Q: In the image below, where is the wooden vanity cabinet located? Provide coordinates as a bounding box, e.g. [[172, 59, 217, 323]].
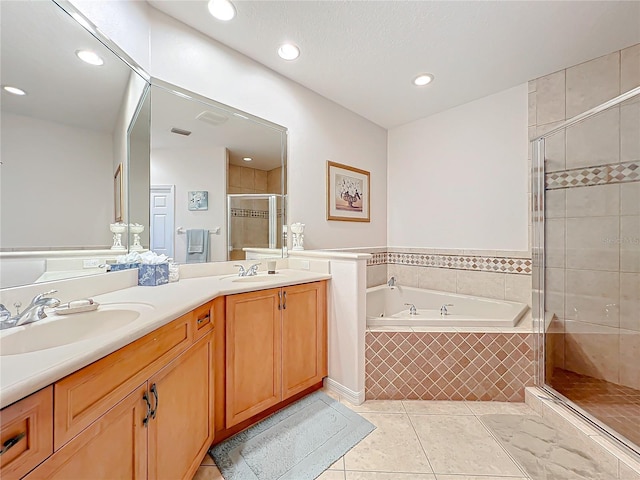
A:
[[16, 299, 219, 480], [224, 281, 327, 430], [0, 387, 53, 480]]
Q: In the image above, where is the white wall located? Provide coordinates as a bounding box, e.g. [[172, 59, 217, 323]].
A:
[[151, 147, 227, 263], [0, 113, 113, 248], [71, 1, 388, 251], [387, 84, 529, 251]]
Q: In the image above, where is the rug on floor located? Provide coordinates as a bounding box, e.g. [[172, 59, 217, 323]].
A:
[[209, 391, 375, 480], [482, 414, 618, 480]]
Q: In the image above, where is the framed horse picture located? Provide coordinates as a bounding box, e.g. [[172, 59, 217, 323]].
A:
[[326, 161, 370, 222]]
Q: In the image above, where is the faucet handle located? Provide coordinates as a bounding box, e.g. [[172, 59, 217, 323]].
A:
[[33, 290, 58, 303], [404, 303, 417, 315]]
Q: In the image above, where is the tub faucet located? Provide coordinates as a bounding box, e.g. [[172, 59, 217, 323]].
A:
[[0, 290, 61, 330], [440, 304, 454, 316], [387, 276, 397, 287], [404, 303, 417, 315]]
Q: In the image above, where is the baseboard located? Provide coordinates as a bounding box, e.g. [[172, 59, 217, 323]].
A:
[[324, 377, 365, 405]]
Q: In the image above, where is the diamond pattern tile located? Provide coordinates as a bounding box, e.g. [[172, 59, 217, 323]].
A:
[[546, 161, 640, 190], [365, 331, 535, 402]]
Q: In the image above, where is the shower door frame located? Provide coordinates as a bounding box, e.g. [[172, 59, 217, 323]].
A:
[[532, 85, 640, 455], [227, 193, 280, 260]]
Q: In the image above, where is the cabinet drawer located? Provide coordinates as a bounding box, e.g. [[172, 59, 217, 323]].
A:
[[54, 313, 193, 449], [193, 301, 214, 341], [0, 387, 53, 480]]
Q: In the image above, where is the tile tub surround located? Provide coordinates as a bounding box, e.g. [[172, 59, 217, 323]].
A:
[[365, 331, 534, 402], [364, 248, 533, 307]]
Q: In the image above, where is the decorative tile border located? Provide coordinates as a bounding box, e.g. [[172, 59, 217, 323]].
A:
[[230, 208, 282, 219], [365, 331, 535, 402], [366, 251, 532, 275], [546, 161, 640, 190]]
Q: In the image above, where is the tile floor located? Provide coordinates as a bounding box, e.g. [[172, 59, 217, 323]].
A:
[[193, 389, 536, 480], [550, 368, 640, 447]]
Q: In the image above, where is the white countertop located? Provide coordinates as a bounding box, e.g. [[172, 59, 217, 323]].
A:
[[0, 269, 331, 409]]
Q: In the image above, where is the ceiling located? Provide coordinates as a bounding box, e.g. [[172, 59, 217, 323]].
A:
[[148, 0, 640, 129], [0, 0, 131, 133], [151, 85, 284, 171]]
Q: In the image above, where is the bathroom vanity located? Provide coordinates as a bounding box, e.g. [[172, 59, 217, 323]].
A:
[[0, 272, 329, 480]]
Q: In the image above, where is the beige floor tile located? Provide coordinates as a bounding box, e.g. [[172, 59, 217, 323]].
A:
[[410, 415, 523, 476], [347, 472, 436, 479], [321, 386, 342, 401], [464, 402, 537, 416], [436, 476, 527, 480], [191, 465, 224, 480], [403, 401, 473, 415], [318, 470, 346, 480], [329, 457, 345, 470], [342, 399, 406, 414], [344, 413, 432, 473], [200, 454, 215, 466]]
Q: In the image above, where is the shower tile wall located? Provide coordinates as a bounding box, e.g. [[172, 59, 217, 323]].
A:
[[532, 43, 640, 389], [228, 164, 282, 260]]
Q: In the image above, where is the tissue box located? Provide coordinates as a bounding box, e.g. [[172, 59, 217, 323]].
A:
[[110, 262, 140, 272], [138, 263, 169, 286]]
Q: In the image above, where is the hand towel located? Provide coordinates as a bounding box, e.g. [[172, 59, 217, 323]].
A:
[[187, 229, 205, 253], [186, 229, 209, 263]]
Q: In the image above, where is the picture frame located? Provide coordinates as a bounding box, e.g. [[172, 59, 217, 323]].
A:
[[188, 190, 209, 211], [114, 163, 123, 222], [326, 161, 370, 222]]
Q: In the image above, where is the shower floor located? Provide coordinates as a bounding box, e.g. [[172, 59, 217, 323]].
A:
[[550, 368, 640, 448]]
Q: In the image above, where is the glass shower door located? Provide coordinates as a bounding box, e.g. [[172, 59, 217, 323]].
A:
[[227, 194, 280, 261]]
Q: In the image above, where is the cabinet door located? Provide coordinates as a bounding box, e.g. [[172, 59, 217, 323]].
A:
[[0, 387, 53, 480], [282, 281, 328, 399], [24, 384, 147, 480], [148, 333, 214, 480], [226, 288, 282, 427]]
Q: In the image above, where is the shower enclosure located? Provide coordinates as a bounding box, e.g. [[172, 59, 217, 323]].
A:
[[227, 193, 283, 260], [533, 85, 640, 451]]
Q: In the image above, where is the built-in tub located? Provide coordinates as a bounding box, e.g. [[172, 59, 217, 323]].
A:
[[367, 285, 528, 328]]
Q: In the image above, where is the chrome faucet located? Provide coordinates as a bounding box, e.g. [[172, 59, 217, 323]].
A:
[[404, 303, 417, 315], [440, 304, 454, 316], [235, 263, 260, 277], [387, 276, 397, 287], [0, 290, 61, 330]]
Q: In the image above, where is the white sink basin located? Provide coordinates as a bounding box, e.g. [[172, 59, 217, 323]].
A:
[[0, 304, 154, 356], [231, 274, 285, 283]]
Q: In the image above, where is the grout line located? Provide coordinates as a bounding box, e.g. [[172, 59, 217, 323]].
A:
[[475, 413, 531, 478], [405, 411, 436, 476]]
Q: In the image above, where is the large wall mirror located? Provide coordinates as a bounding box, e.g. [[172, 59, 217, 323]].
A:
[[134, 81, 287, 264], [0, 0, 150, 288], [0, 1, 288, 290]]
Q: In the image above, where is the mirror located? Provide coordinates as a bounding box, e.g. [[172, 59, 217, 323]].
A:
[[0, 0, 150, 288], [137, 81, 287, 264]]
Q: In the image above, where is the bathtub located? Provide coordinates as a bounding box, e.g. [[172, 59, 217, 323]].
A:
[[367, 285, 528, 328]]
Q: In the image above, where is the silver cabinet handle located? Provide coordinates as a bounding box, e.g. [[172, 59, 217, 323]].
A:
[[278, 291, 282, 310], [197, 313, 210, 326], [283, 291, 287, 310]]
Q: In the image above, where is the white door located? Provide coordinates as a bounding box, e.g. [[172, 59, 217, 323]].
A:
[[150, 185, 175, 258]]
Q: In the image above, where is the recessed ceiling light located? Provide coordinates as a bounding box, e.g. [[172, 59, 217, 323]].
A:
[[243, 157, 252, 162], [278, 43, 300, 61], [413, 74, 434, 86], [208, 0, 236, 21], [76, 49, 104, 66], [3, 86, 26, 96]]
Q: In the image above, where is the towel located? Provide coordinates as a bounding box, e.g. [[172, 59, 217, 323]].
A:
[[187, 229, 205, 253], [186, 229, 209, 263]]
